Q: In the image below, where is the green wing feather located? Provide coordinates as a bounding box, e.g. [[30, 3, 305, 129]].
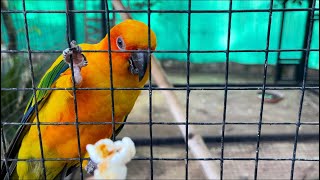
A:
[[24, 58, 69, 114]]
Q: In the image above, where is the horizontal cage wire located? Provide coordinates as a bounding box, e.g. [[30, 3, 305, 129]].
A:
[[1, 0, 319, 180]]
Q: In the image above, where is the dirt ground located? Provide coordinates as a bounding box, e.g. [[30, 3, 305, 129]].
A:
[[70, 76, 319, 179], [109, 71, 318, 180]]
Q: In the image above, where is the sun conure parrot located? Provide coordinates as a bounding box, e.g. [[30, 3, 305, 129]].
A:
[[1, 19, 157, 179]]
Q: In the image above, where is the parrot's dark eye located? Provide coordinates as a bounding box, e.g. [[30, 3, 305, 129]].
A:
[[116, 37, 125, 50]]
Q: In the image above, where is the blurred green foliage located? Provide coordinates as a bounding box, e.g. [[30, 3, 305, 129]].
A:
[[1, 54, 32, 143]]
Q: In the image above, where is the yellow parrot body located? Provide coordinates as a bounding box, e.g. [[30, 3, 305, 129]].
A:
[[2, 20, 156, 179]]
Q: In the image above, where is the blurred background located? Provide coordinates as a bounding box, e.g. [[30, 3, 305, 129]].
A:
[[1, 0, 319, 179]]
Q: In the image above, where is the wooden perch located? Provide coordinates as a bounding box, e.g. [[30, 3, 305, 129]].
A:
[[112, 1, 220, 179]]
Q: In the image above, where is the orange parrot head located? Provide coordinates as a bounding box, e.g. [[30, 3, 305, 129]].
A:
[[104, 19, 157, 82]]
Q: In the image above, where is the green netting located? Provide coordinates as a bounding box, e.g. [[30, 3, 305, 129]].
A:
[[1, 0, 319, 69]]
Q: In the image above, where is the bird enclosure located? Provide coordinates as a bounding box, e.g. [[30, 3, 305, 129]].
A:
[[1, 0, 319, 179]]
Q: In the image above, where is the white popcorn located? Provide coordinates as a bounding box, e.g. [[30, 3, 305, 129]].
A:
[[86, 137, 136, 179]]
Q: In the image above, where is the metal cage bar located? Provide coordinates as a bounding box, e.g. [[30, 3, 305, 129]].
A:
[[2, 156, 318, 162], [185, 0, 192, 179], [290, 0, 317, 179], [2, 48, 320, 54], [2, 85, 319, 91], [254, 0, 275, 179], [2, 8, 320, 14], [1, 121, 319, 126], [103, 0, 116, 143], [220, 0, 233, 178], [147, 0, 154, 179], [22, 0, 47, 178], [65, 0, 83, 179]]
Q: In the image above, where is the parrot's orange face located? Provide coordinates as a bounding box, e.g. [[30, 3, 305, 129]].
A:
[[107, 20, 157, 82]]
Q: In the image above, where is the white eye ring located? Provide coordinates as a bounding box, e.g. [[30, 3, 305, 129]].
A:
[[116, 36, 126, 50]]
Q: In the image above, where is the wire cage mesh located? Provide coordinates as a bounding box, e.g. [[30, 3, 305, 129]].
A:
[[1, 0, 319, 179]]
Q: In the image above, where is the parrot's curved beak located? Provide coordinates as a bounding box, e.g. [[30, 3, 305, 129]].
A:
[[129, 51, 149, 81]]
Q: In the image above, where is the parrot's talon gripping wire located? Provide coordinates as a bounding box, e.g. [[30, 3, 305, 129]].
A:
[[62, 40, 88, 68]]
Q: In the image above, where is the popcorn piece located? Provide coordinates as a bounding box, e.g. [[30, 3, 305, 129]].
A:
[[86, 137, 136, 179]]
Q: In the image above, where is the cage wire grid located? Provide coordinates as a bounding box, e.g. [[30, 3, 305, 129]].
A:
[[1, 0, 319, 180]]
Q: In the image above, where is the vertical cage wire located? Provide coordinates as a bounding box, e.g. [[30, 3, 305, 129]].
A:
[[254, 0, 274, 179], [185, 0, 192, 179], [290, 0, 317, 179], [65, 1, 83, 179], [220, 0, 233, 179], [147, 0, 154, 179], [22, 0, 47, 178], [104, 0, 117, 143]]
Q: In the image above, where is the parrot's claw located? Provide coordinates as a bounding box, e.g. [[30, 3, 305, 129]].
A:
[[85, 160, 97, 175], [63, 40, 87, 85], [63, 40, 88, 69]]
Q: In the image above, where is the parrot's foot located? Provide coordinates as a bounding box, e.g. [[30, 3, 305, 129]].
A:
[[63, 40, 88, 85], [85, 160, 97, 175]]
